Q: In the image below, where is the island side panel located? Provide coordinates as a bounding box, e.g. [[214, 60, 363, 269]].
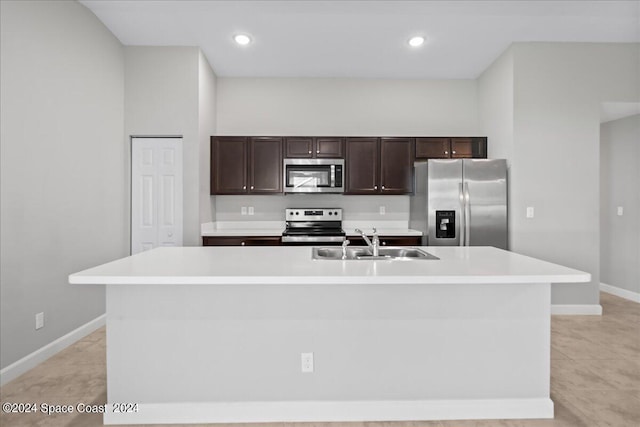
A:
[[106, 282, 550, 414]]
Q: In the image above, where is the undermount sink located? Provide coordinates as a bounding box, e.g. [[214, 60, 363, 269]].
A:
[[312, 246, 439, 261]]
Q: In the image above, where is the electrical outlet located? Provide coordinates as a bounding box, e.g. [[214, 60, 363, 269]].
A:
[[248, 206, 254, 216], [35, 312, 44, 330], [301, 352, 314, 373], [526, 207, 535, 219], [379, 206, 386, 215], [241, 207, 247, 215], [617, 206, 624, 216]]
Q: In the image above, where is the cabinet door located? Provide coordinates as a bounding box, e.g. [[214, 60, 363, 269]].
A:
[[379, 236, 422, 246], [415, 137, 451, 159], [211, 136, 247, 194], [471, 137, 488, 158], [315, 137, 344, 158], [451, 138, 474, 158], [249, 137, 282, 193], [345, 137, 379, 194], [203, 236, 281, 246], [285, 137, 313, 158], [380, 137, 414, 194]]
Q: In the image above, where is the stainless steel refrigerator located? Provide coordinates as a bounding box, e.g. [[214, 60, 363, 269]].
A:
[[410, 159, 508, 249]]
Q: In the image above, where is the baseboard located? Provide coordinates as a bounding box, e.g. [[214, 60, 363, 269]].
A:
[[0, 314, 106, 386], [551, 304, 602, 315], [104, 398, 554, 424], [600, 282, 640, 303]]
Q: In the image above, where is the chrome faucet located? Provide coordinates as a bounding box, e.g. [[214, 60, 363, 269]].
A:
[[355, 227, 379, 257]]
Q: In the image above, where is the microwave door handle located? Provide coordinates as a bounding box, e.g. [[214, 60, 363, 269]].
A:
[[330, 165, 335, 187]]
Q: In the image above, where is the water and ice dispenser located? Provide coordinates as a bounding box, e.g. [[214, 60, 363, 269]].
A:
[[435, 210, 456, 238]]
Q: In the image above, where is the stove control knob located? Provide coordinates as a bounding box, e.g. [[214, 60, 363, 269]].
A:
[[328, 212, 332, 216], [295, 212, 299, 215], [334, 211, 338, 216]]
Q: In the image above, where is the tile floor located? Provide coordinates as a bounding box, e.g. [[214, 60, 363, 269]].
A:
[[1, 292, 638, 427]]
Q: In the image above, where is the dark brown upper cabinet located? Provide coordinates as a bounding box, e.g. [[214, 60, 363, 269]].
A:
[[211, 136, 247, 194], [285, 137, 343, 158], [379, 137, 415, 194], [415, 137, 487, 159], [210, 136, 282, 195], [345, 137, 414, 195], [345, 137, 378, 194]]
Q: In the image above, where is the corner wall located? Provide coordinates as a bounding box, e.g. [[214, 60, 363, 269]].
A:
[[511, 43, 640, 305], [124, 46, 202, 246], [0, 0, 126, 370], [600, 114, 640, 296], [199, 52, 217, 225]]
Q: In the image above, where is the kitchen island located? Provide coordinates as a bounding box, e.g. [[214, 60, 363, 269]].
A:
[[70, 246, 589, 425]]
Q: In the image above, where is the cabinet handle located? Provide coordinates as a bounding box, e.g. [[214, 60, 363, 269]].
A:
[[381, 185, 385, 190], [452, 150, 456, 154], [308, 150, 312, 154], [243, 185, 246, 190], [250, 185, 254, 190], [374, 185, 378, 190], [316, 150, 320, 154], [241, 241, 245, 246], [382, 241, 387, 246], [444, 151, 449, 154]]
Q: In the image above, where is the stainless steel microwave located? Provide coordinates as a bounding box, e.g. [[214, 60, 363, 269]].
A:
[[283, 159, 345, 193]]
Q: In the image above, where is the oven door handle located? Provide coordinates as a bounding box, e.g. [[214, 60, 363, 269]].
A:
[[281, 235, 346, 243]]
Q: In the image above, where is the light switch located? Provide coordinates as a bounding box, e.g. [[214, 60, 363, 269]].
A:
[[241, 207, 247, 215], [617, 206, 624, 216], [379, 206, 386, 215], [526, 207, 535, 219], [248, 206, 254, 216]]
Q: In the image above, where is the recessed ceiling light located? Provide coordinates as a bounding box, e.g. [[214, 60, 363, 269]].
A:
[[408, 36, 425, 47], [234, 34, 252, 46]]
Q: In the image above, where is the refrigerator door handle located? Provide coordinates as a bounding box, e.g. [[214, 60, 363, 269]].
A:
[[464, 182, 471, 246], [459, 183, 465, 247]]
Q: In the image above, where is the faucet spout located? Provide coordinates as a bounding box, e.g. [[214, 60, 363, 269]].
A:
[[355, 228, 379, 257]]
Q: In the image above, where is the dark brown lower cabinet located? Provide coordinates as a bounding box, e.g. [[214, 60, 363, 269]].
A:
[[346, 236, 422, 246], [202, 236, 281, 246]]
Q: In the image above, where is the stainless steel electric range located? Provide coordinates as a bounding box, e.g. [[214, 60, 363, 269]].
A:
[[281, 208, 346, 245]]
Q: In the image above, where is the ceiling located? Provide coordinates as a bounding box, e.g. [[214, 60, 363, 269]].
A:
[[81, 0, 640, 79]]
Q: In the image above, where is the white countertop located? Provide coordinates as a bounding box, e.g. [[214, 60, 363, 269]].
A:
[[69, 246, 590, 286], [201, 222, 423, 237]]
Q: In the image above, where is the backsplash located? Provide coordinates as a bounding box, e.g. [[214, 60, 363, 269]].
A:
[[214, 195, 410, 222]]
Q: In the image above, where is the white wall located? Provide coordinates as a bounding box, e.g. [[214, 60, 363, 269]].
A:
[[125, 46, 201, 246], [0, 0, 126, 369], [198, 52, 217, 224], [477, 47, 515, 248], [511, 43, 640, 305], [600, 114, 640, 295], [216, 195, 409, 225], [214, 78, 479, 222], [217, 78, 479, 136]]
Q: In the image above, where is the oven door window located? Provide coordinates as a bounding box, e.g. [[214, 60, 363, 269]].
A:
[[286, 166, 331, 188]]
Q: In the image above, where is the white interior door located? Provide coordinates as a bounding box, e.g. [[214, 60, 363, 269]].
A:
[[131, 137, 183, 254]]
